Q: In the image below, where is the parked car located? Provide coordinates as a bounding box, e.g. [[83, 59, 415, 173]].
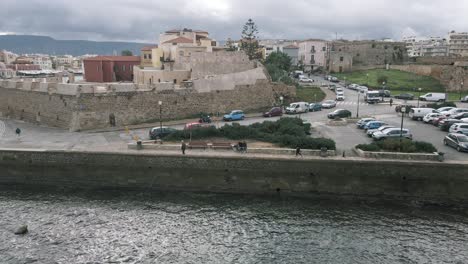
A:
[[263, 107, 283, 117], [444, 133, 468, 152], [452, 112, 468, 120], [329, 84, 337, 91], [286, 102, 309, 114], [438, 119, 461, 131], [330, 77, 339, 83], [336, 87, 344, 93], [336, 92, 345, 101], [419, 93, 446, 102], [365, 91, 382, 104], [367, 125, 395, 137], [322, 100, 337, 109], [462, 95, 468, 103], [432, 116, 447, 126], [327, 109, 351, 119], [372, 128, 412, 141], [409, 108, 437, 121], [436, 107, 455, 113], [394, 93, 414, 100], [309, 103, 322, 112], [364, 121, 387, 131], [357, 118, 377, 129], [299, 77, 313, 83], [223, 110, 245, 121], [395, 104, 415, 113], [423, 113, 442, 124], [198, 114, 212, 123], [378, 90, 391, 97], [449, 123, 468, 135], [440, 108, 468, 118], [149, 126, 177, 139], [348, 84, 358, 90], [358, 86, 368, 94]]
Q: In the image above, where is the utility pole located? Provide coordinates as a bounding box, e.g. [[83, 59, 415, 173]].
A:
[[356, 92, 360, 118]]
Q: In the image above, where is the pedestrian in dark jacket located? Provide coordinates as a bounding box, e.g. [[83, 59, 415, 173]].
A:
[[181, 140, 187, 155], [15, 128, 21, 137], [295, 146, 302, 157], [389, 98, 393, 107]]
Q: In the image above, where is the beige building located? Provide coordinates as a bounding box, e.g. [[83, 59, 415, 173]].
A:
[[0, 50, 18, 64], [298, 39, 329, 72]]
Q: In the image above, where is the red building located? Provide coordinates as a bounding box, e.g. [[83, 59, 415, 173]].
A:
[[83, 56, 141, 83]]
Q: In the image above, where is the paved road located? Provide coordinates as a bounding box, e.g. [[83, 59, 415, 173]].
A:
[[1, 77, 467, 161]]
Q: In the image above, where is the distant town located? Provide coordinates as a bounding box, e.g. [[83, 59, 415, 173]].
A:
[[1, 29, 467, 81]]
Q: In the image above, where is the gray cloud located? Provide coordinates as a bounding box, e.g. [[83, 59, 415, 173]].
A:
[[1, 0, 467, 42]]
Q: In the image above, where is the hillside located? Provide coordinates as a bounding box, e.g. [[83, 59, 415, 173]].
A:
[[0, 35, 153, 56]]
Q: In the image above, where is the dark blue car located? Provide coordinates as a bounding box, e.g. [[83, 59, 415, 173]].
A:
[[364, 121, 387, 131], [309, 103, 322, 112]]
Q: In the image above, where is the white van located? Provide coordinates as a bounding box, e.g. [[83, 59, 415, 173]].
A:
[[409, 108, 437, 121], [419, 93, 446, 102], [286, 102, 309, 114]]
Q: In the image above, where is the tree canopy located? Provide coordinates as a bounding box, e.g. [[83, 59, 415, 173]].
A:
[[121, 50, 133, 56], [240, 18, 262, 60], [265, 52, 292, 72]]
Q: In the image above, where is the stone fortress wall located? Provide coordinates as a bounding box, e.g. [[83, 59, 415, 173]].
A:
[[0, 74, 294, 131]]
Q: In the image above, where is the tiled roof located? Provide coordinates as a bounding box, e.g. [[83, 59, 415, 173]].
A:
[[162, 37, 193, 44], [141, 45, 158, 51], [83, 56, 141, 62]]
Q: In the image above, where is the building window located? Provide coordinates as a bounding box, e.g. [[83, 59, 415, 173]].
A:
[[322, 47, 326, 51], [149, 54, 152, 59], [144, 54, 147, 59], [173, 79, 177, 84], [340, 56, 344, 62]]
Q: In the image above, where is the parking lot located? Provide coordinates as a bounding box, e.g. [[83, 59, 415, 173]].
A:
[[1, 76, 467, 161]]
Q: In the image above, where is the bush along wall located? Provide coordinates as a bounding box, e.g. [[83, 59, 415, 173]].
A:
[[165, 117, 336, 150], [356, 139, 437, 153]]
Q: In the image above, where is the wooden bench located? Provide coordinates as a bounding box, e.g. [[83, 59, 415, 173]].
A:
[[187, 141, 208, 149], [211, 142, 234, 150]]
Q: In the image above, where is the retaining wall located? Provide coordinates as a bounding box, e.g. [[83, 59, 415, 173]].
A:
[[1, 149, 468, 203]]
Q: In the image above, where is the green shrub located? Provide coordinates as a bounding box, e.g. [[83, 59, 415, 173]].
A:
[[357, 139, 437, 153], [356, 143, 381, 152], [413, 141, 438, 153]]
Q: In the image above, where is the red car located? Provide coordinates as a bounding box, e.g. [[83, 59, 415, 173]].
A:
[[263, 107, 283, 117], [184, 122, 215, 130]]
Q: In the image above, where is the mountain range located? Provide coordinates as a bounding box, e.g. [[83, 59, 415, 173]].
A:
[[0, 35, 153, 56]]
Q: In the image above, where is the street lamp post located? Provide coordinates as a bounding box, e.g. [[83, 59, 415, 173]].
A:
[[400, 106, 406, 151], [158, 101, 162, 132], [417, 88, 422, 107], [381, 81, 385, 102], [461, 82, 464, 101], [356, 92, 360, 118]]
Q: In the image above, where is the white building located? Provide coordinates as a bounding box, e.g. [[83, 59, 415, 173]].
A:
[[31, 55, 53, 70], [403, 36, 448, 57], [259, 39, 297, 59], [447, 31, 468, 57]]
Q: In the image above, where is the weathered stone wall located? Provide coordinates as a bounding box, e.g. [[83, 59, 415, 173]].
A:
[[1, 149, 468, 203], [175, 51, 255, 78], [0, 78, 294, 131], [331, 41, 408, 67], [389, 65, 468, 92]]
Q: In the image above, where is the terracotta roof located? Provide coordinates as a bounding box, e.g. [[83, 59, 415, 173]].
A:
[[141, 45, 158, 51], [83, 56, 141, 62], [283, 45, 298, 49], [162, 37, 193, 44]]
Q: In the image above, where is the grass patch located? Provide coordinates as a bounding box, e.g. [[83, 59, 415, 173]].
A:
[[165, 117, 336, 150], [295, 85, 326, 103], [356, 139, 437, 153], [334, 69, 444, 92]]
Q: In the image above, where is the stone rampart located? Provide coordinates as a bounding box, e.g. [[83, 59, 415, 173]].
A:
[[0, 76, 294, 131], [1, 149, 468, 203]]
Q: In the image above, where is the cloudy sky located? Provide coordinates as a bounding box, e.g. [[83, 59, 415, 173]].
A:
[[1, 0, 467, 43]]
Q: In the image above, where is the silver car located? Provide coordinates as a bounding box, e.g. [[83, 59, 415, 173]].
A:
[[322, 100, 337, 108], [367, 125, 395, 137], [372, 128, 412, 141]]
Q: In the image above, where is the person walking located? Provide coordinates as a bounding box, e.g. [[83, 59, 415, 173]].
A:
[[389, 98, 393, 107], [295, 146, 303, 157], [15, 128, 21, 138], [181, 140, 187, 155]]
